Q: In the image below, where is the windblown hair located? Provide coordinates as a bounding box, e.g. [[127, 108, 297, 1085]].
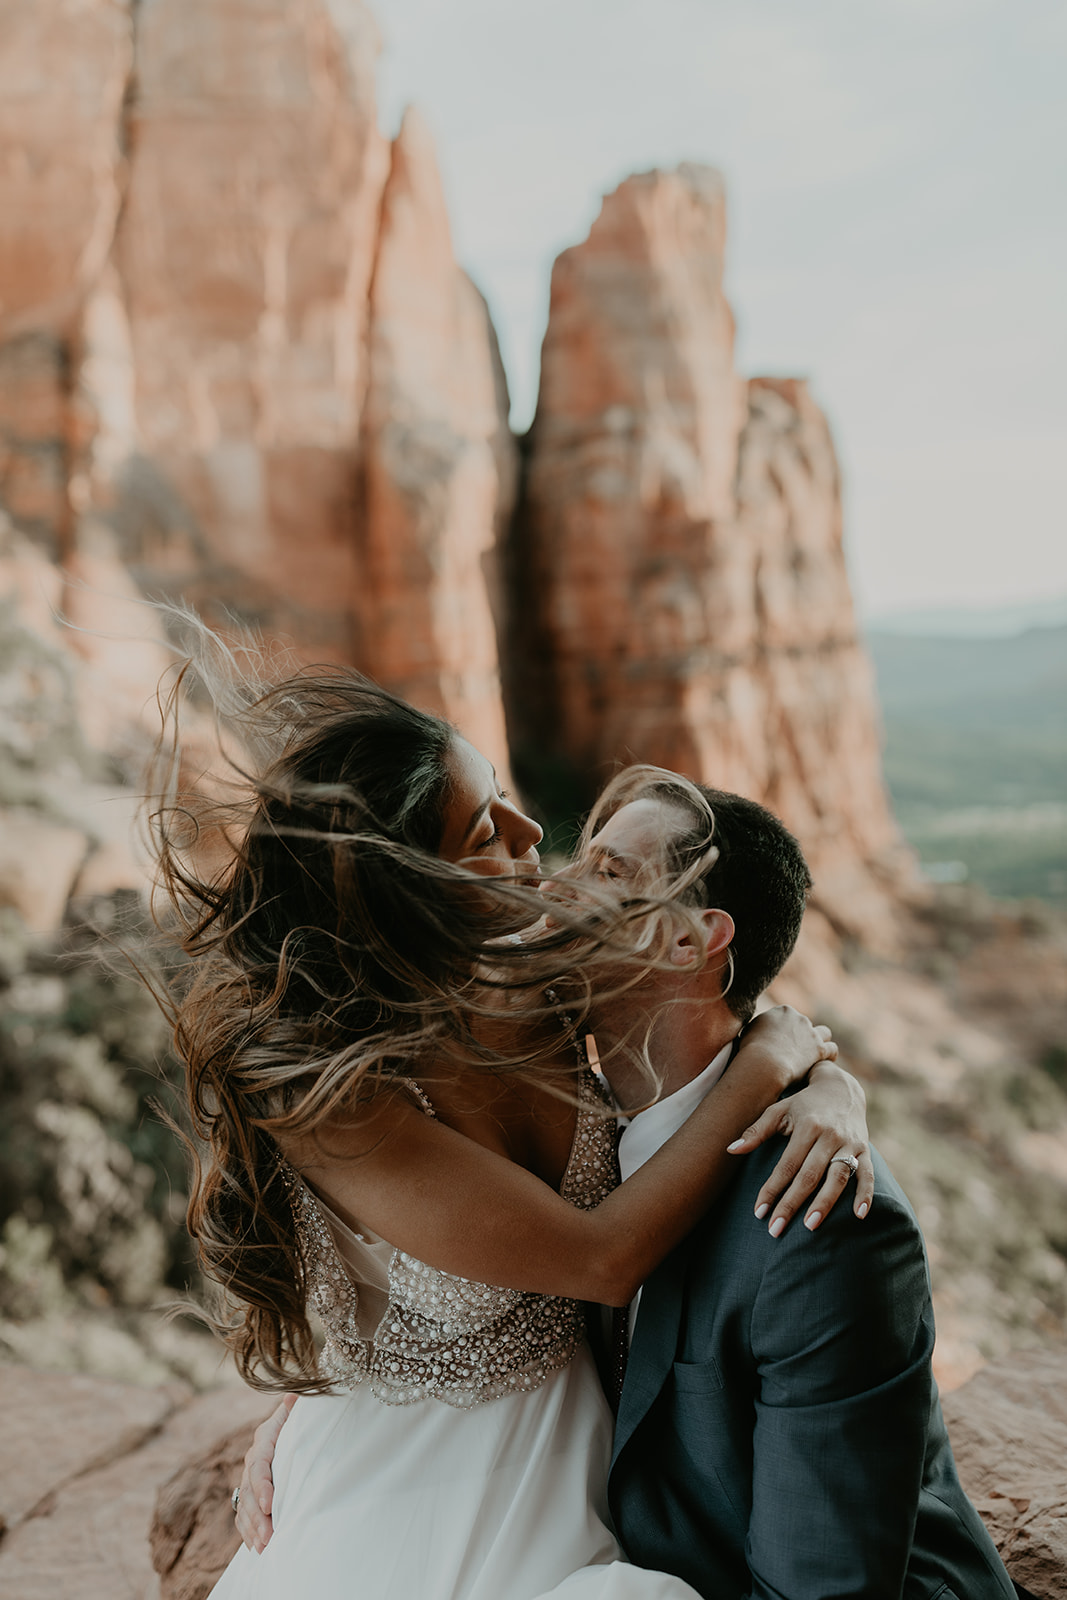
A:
[[147, 619, 714, 1391], [580, 767, 812, 1021]]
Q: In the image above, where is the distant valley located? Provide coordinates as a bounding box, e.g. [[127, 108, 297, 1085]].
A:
[[867, 623, 1067, 904]]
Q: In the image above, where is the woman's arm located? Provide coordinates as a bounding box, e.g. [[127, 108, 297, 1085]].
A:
[[285, 1008, 866, 1307]]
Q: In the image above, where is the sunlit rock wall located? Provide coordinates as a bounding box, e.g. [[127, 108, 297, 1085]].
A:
[[356, 108, 517, 767], [112, 0, 390, 649], [0, 0, 518, 935], [507, 167, 908, 947], [0, 6, 899, 944]]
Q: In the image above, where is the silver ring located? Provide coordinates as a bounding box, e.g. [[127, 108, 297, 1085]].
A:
[[231, 1486, 241, 1513], [830, 1153, 859, 1177]]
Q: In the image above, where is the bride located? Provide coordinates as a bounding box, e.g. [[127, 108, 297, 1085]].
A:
[[150, 642, 870, 1600]]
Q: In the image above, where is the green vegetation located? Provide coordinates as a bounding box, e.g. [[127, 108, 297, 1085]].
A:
[[0, 905, 221, 1384]]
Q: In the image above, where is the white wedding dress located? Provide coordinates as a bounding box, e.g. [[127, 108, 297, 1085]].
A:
[[209, 1068, 702, 1600]]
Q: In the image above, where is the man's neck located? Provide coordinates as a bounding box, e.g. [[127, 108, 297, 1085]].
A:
[[593, 993, 741, 1115]]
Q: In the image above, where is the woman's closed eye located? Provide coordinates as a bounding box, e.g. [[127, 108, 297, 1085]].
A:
[[474, 791, 512, 849]]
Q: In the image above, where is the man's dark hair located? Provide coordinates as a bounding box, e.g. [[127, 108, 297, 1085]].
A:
[[658, 784, 812, 1021]]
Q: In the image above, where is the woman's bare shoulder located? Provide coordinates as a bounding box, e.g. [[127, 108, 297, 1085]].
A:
[[279, 1077, 431, 1173]]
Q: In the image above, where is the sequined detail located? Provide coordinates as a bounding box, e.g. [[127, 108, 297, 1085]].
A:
[[281, 1065, 617, 1408], [396, 1076, 437, 1119]]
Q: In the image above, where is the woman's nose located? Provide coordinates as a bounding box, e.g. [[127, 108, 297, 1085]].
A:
[[511, 810, 543, 858]]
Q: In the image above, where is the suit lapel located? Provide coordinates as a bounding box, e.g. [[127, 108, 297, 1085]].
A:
[[611, 1232, 691, 1464], [610, 1036, 744, 1466]]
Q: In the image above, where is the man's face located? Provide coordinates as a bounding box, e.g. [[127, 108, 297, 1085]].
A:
[[573, 796, 693, 898]]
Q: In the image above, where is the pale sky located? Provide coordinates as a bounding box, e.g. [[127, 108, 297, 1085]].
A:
[[373, 0, 1066, 619]]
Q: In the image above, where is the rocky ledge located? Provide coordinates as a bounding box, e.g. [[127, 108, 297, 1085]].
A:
[[0, 1364, 270, 1599], [0, 1349, 1063, 1599]]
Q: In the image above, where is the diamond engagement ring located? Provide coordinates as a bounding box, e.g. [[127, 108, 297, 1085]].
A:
[[830, 1153, 859, 1176], [232, 1486, 241, 1513]]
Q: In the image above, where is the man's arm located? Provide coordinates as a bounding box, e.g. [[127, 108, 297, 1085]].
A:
[[743, 1171, 934, 1599], [235, 1395, 296, 1553]]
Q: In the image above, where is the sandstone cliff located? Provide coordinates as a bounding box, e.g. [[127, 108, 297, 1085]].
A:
[[110, 0, 390, 653], [1, 9, 896, 944], [507, 168, 906, 953], [0, 0, 516, 853], [356, 107, 517, 767]]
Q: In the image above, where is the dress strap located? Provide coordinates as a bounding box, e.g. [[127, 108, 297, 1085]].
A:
[[545, 986, 591, 1070], [397, 1077, 437, 1118]]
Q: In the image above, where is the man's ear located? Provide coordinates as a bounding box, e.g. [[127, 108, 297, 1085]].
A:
[[668, 909, 735, 968]]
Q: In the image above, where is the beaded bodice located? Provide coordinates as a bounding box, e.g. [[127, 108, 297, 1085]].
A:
[[281, 1064, 618, 1408]]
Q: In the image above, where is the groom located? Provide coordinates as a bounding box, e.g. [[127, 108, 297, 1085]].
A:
[[575, 774, 1015, 1599], [238, 771, 1017, 1598]]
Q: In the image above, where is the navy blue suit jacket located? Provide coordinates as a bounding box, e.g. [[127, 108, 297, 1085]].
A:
[[605, 1143, 1014, 1600]]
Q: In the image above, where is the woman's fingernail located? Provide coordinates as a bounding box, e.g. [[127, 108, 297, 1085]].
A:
[[727, 1138, 745, 1152], [804, 1211, 821, 1230], [858, 1201, 869, 1218], [754, 1202, 769, 1219], [769, 1216, 786, 1238]]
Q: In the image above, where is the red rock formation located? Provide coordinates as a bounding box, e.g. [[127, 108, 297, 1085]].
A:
[[508, 167, 908, 947], [105, 0, 514, 764], [112, 0, 389, 652], [356, 108, 516, 768], [0, 1363, 270, 1600], [0, 0, 132, 553], [151, 1420, 253, 1600], [0, 0, 519, 938], [0, 16, 906, 941], [943, 1348, 1067, 1597], [0, 0, 130, 337]]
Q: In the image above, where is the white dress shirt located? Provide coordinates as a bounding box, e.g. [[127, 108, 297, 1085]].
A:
[[611, 1039, 735, 1341]]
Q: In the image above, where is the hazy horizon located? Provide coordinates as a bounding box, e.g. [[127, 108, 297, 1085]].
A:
[[373, 0, 1066, 621], [863, 592, 1067, 634]]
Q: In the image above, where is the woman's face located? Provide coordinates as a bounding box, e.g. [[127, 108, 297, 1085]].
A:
[[438, 738, 543, 877]]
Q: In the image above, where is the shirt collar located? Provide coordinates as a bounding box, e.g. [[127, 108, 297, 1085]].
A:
[[616, 1039, 736, 1182]]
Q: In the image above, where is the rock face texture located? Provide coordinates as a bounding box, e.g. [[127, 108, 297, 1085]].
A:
[[105, 3, 516, 747], [151, 1419, 252, 1600], [0, 1363, 269, 1600], [507, 168, 906, 948], [356, 108, 517, 766], [0, 0, 519, 939], [0, 0, 132, 554], [0, 0, 131, 341], [943, 1347, 1067, 1597], [0, 8, 899, 946], [113, 0, 390, 652]]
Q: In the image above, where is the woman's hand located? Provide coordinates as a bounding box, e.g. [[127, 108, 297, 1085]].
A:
[[730, 1004, 838, 1092], [727, 1028, 872, 1236], [235, 1394, 295, 1553]]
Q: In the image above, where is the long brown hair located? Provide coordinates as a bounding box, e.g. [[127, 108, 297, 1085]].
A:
[[148, 625, 719, 1389]]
